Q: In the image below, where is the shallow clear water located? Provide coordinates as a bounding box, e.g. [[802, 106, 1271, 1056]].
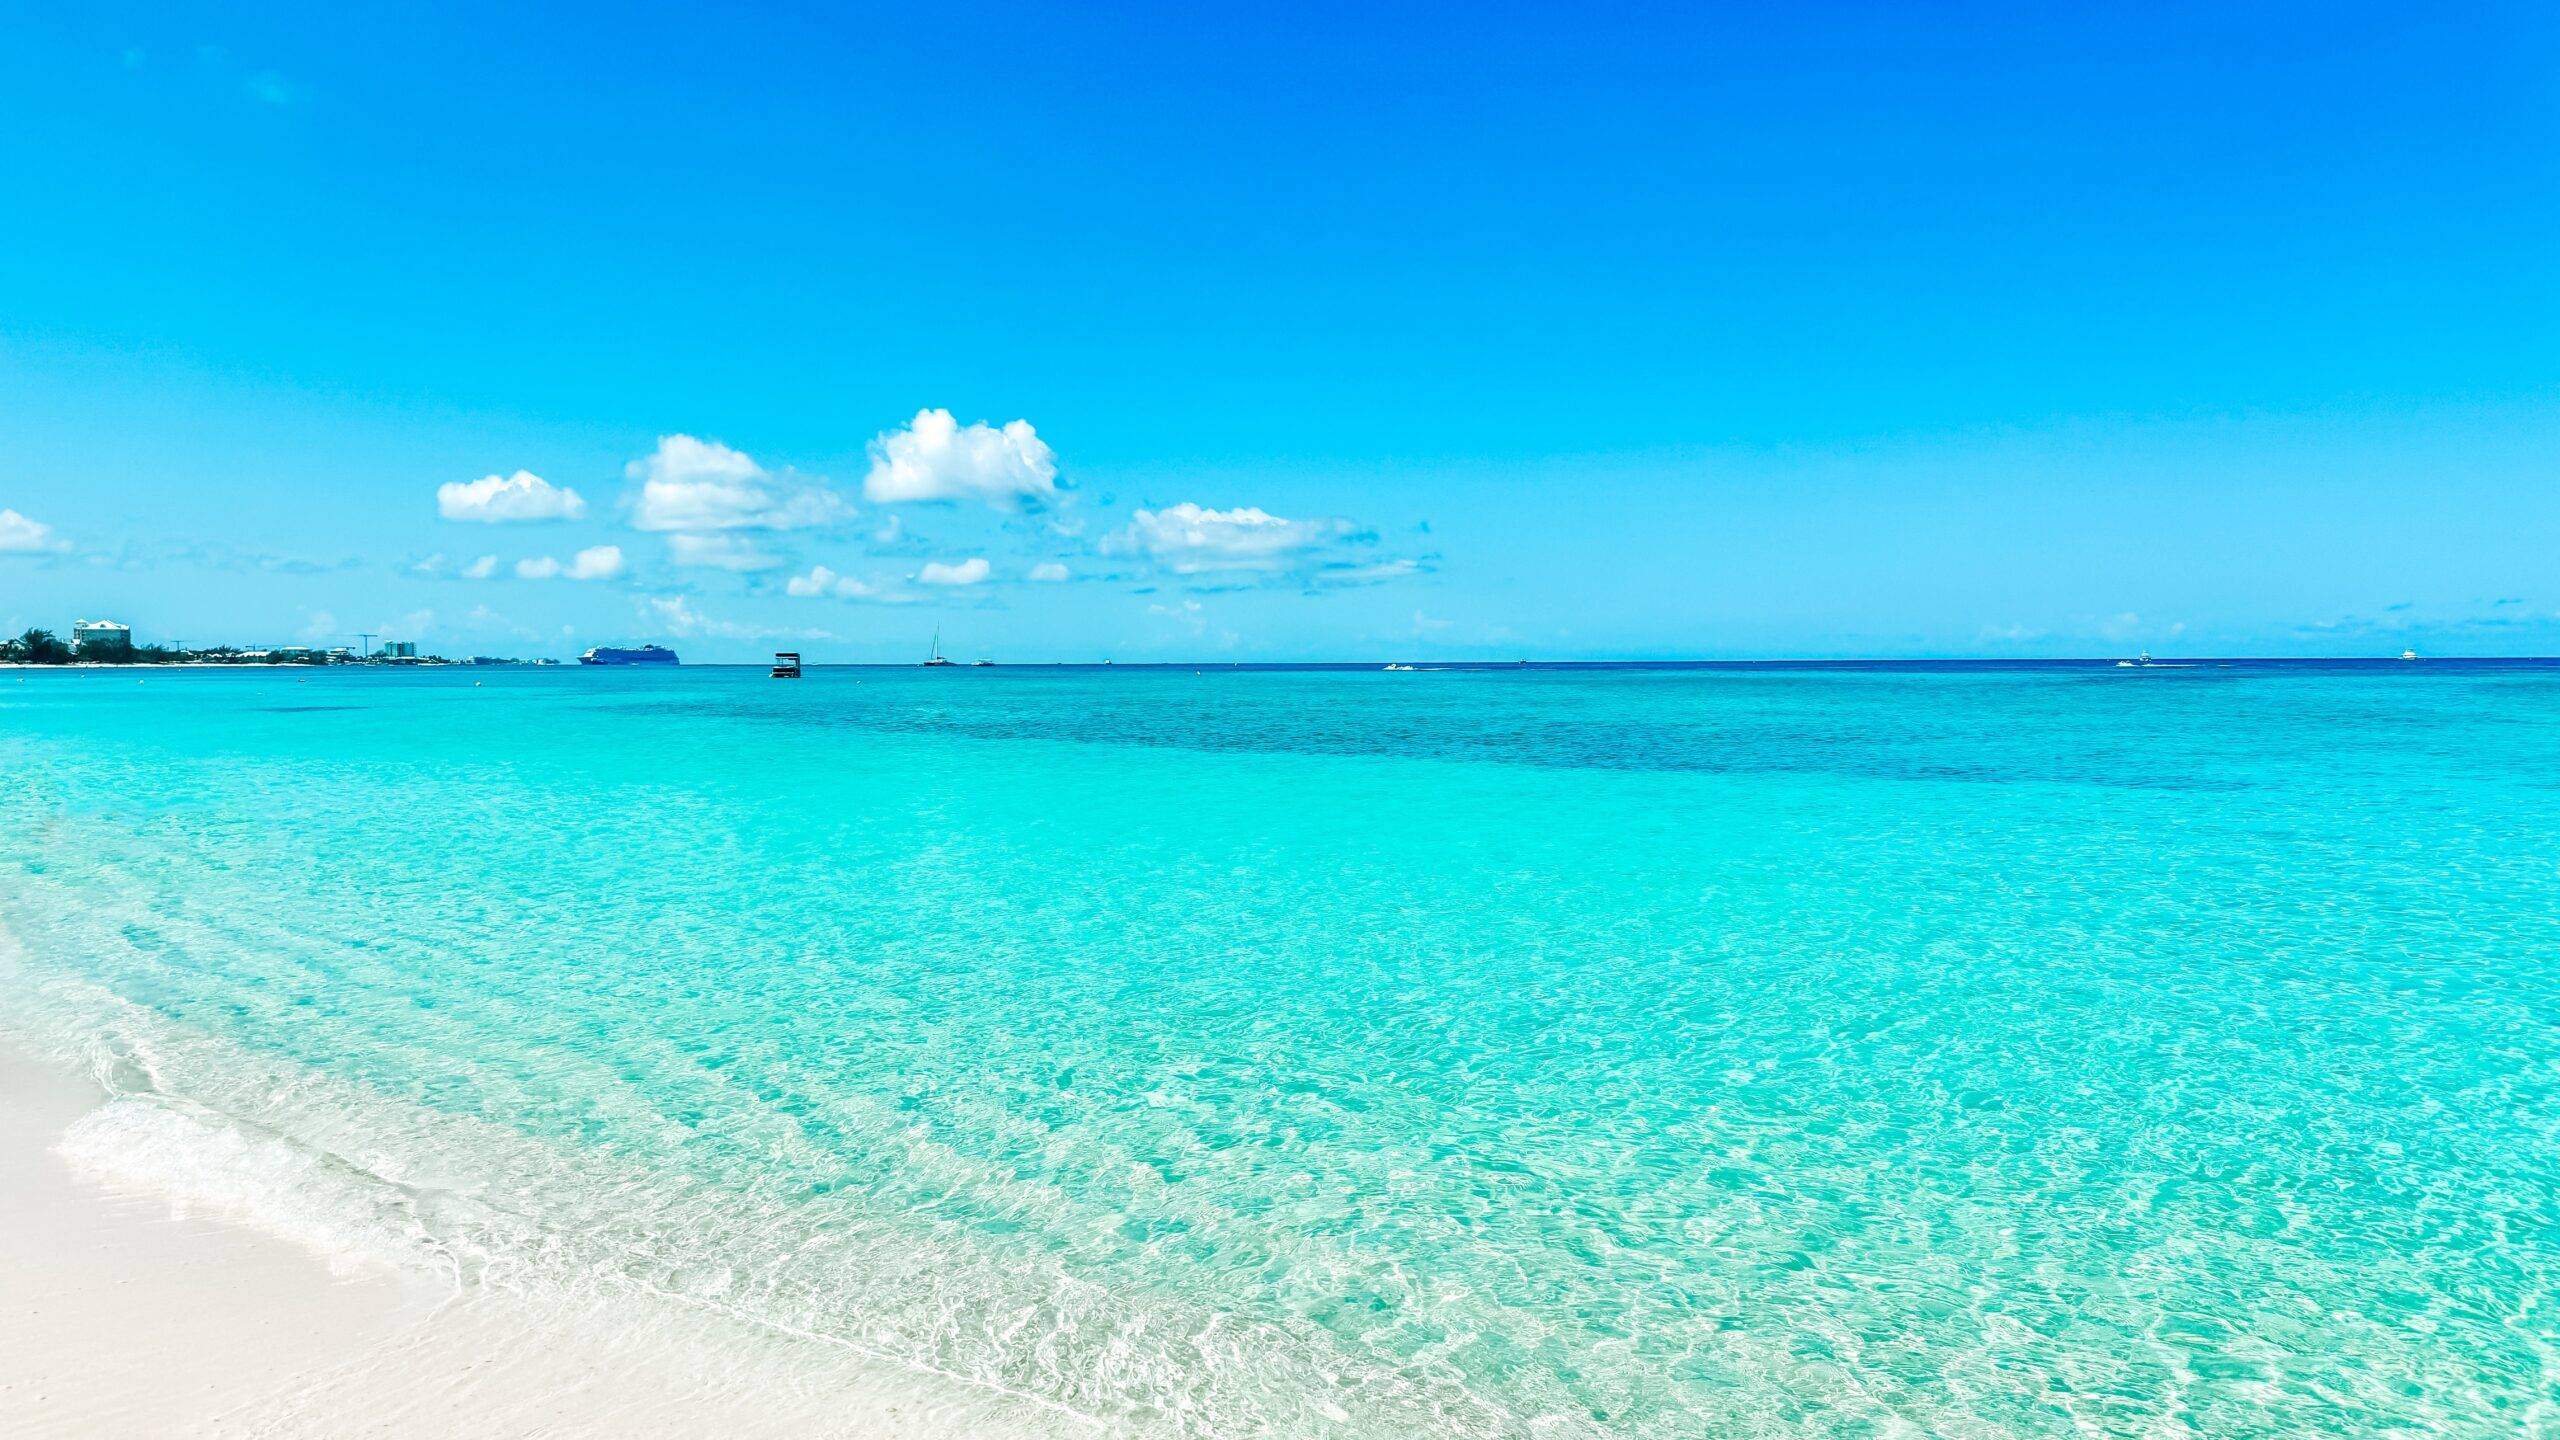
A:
[[3, 662, 2556, 1437]]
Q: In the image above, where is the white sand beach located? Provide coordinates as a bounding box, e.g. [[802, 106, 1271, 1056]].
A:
[[0, 1043, 442, 1435], [0, 1038, 1072, 1439]]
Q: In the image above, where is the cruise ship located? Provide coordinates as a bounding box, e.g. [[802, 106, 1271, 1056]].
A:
[[578, 644, 680, 667]]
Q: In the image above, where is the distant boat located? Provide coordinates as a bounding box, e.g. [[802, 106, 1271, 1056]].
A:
[[922, 628, 955, 667], [973, 659, 994, 667], [2401, 649, 2419, 661], [579, 644, 679, 667], [771, 651, 802, 679], [1383, 663, 1416, 671]]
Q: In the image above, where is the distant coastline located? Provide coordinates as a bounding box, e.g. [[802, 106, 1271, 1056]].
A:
[[3, 624, 524, 668]]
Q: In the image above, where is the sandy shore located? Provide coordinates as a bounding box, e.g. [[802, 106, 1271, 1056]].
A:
[[0, 1043, 444, 1435], [0, 1037, 1074, 1439]]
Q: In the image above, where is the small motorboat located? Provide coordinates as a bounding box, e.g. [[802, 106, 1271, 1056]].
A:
[[771, 651, 802, 679]]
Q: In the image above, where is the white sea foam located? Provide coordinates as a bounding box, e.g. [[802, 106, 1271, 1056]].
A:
[[0, 932, 1089, 1437], [0, 927, 1523, 1439], [16, 1051, 1089, 1436], [39, 1095, 1096, 1436], [55, 1097, 425, 1281]]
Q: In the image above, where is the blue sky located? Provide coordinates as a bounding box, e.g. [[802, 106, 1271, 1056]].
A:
[[2, 1, 2554, 660]]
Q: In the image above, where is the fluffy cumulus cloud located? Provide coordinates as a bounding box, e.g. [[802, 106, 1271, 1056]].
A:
[[437, 470, 587, 523], [863, 409, 1059, 509], [1027, 561, 1070, 583], [463, 554, 500, 580], [917, 557, 991, 587], [1106, 503, 1358, 575], [666, 533, 783, 572], [516, 545, 624, 581], [0, 508, 67, 553], [626, 435, 843, 532], [784, 565, 879, 600]]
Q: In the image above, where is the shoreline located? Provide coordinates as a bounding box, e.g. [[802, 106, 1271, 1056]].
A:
[[0, 1038, 444, 1436], [0, 662, 468, 670], [0, 1030, 1071, 1438]]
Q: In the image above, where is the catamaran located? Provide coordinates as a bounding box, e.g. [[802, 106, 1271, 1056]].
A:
[[923, 628, 955, 666]]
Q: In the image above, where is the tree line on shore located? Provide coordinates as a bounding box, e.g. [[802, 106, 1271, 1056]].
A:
[[2, 628, 336, 665]]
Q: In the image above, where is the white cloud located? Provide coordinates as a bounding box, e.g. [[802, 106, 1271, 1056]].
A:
[[641, 594, 833, 642], [1147, 598, 1208, 635], [1027, 561, 1070, 583], [642, 594, 703, 633], [463, 554, 500, 580], [0, 508, 66, 554], [1144, 597, 1239, 648], [462, 604, 533, 639], [666, 533, 783, 572], [626, 435, 843, 532], [438, 470, 587, 523], [1106, 503, 1355, 574], [783, 566, 920, 604], [785, 565, 871, 599], [863, 409, 1059, 509], [2094, 611, 2186, 644], [1316, 557, 1426, 586], [917, 557, 991, 587], [517, 545, 623, 581]]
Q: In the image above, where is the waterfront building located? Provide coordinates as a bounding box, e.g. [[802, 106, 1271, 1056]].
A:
[[71, 619, 132, 654]]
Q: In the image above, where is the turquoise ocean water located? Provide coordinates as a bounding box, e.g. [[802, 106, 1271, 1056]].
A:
[[2, 662, 2555, 1436]]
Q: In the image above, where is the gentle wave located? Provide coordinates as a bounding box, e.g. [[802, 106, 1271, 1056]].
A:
[[1, 928, 1557, 1439]]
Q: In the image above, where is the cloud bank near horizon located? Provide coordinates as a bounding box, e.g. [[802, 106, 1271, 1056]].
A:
[[1105, 503, 1357, 575]]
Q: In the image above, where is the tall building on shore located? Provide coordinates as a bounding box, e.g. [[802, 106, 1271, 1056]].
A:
[[71, 619, 132, 654]]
